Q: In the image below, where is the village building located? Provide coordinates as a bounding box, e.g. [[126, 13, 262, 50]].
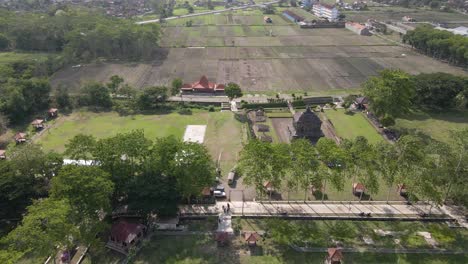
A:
[[48, 108, 58, 118], [397, 184, 407, 196], [244, 232, 261, 246], [253, 124, 270, 133], [0, 150, 6, 160], [346, 22, 372, 36], [181, 76, 225, 93], [106, 219, 147, 255], [31, 119, 45, 129], [289, 106, 323, 143], [264, 181, 274, 193], [254, 109, 266, 122], [282, 10, 305, 23], [325, 247, 344, 264], [352, 182, 366, 195], [354, 96, 369, 109], [14, 132, 27, 144], [312, 3, 340, 22]]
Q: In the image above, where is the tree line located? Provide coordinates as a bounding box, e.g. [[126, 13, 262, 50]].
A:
[[0, 8, 161, 61], [361, 69, 468, 126], [0, 130, 215, 263], [239, 131, 468, 207], [403, 25, 468, 66]]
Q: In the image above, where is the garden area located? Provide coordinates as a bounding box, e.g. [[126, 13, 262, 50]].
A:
[[322, 108, 383, 144]]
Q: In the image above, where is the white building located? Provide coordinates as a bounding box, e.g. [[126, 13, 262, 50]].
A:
[[312, 3, 340, 22], [435, 26, 468, 37]]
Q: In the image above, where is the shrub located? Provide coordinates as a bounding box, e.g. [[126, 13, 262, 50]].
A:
[[178, 108, 192, 115], [208, 105, 215, 112]]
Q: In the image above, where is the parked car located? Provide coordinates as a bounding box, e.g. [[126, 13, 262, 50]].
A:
[[215, 184, 225, 192], [213, 190, 226, 198]]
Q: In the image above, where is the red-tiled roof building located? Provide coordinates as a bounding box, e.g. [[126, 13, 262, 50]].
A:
[[14, 132, 27, 143], [181, 76, 225, 93], [326, 248, 344, 264], [244, 232, 261, 246], [106, 220, 147, 255]]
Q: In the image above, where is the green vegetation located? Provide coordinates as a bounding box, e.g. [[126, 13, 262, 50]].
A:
[[0, 9, 160, 61], [404, 25, 468, 66], [324, 109, 383, 144], [393, 110, 468, 143]]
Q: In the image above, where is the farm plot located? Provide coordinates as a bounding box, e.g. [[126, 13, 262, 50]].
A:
[[52, 13, 468, 94]]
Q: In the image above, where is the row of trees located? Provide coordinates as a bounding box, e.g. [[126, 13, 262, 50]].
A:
[[0, 8, 161, 61], [403, 25, 468, 66], [238, 130, 468, 206], [0, 131, 215, 263], [362, 69, 468, 125]]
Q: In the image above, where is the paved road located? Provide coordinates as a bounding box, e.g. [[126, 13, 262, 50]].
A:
[[136, 1, 280, 25], [180, 201, 448, 219]]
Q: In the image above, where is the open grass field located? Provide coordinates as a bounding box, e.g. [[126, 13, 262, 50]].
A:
[[35, 110, 245, 175], [52, 8, 467, 94], [323, 109, 383, 144], [0, 52, 52, 64], [393, 110, 468, 143]]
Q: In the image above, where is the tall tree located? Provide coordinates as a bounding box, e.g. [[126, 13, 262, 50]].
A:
[[289, 139, 321, 201], [316, 138, 347, 201], [1, 198, 78, 263], [171, 78, 183, 96], [363, 69, 414, 119], [224, 82, 243, 100], [107, 75, 124, 93], [173, 142, 216, 202]]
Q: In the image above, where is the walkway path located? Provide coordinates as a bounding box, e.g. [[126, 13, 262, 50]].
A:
[[136, 1, 280, 25], [290, 245, 468, 254], [441, 205, 468, 228], [180, 201, 449, 220]]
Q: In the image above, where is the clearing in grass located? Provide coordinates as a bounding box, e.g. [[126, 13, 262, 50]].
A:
[[323, 109, 383, 144]]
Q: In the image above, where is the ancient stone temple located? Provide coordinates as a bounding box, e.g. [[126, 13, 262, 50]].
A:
[[290, 106, 323, 143]]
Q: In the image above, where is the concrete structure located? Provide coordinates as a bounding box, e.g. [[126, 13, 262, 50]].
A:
[[312, 3, 340, 22], [183, 125, 207, 143], [346, 22, 371, 36]]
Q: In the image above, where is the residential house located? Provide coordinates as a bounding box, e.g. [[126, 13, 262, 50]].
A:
[[346, 22, 371, 36]]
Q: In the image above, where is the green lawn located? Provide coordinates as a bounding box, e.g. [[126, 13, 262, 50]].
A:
[[324, 109, 383, 144], [0, 52, 52, 64], [393, 110, 468, 143], [36, 110, 245, 176]]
